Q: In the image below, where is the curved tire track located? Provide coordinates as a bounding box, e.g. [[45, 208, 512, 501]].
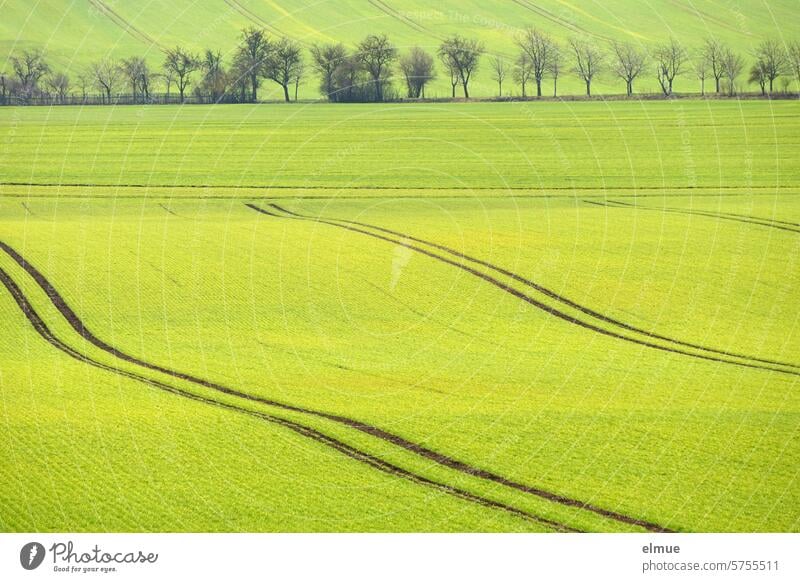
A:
[[0, 266, 578, 533], [0, 240, 670, 532], [249, 204, 798, 378], [264, 203, 799, 372]]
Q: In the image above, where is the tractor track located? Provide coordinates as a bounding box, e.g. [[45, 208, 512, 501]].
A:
[[0, 265, 579, 533], [248, 203, 798, 378], [511, 0, 608, 41], [262, 203, 799, 372], [86, 0, 165, 51], [367, 0, 436, 37], [3, 181, 795, 193], [0, 239, 671, 533], [222, 0, 310, 46], [588, 199, 800, 234]]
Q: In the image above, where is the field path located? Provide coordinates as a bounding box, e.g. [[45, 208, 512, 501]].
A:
[[0, 240, 671, 532], [251, 203, 799, 377]]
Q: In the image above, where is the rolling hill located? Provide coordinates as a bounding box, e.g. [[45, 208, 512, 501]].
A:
[[1, 0, 799, 98]]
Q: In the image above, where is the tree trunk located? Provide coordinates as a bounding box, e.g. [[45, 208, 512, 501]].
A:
[[498, 81, 502, 97], [521, 81, 526, 98], [536, 79, 542, 97], [769, 78, 773, 93], [700, 78, 705, 96], [586, 80, 591, 96], [376, 79, 383, 102], [715, 77, 720, 93], [283, 83, 290, 102], [463, 83, 469, 99], [251, 75, 258, 103], [451, 83, 456, 98], [553, 78, 557, 97]]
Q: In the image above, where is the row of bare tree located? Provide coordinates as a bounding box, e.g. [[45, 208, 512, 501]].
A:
[[2, 28, 800, 105], [492, 31, 800, 98]]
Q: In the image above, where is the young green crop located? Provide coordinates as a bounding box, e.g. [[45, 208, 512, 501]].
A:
[[0, 101, 797, 532]]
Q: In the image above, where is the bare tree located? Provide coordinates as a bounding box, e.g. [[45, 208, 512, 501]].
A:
[[310, 43, 348, 100], [695, 51, 709, 96], [517, 27, 555, 97], [701, 38, 726, 93], [234, 27, 271, 102], [90, 58, 121, 103], [399, 47, 436, 98], [10, 49, 49, 101], [754, 39, 788, 93], [332, 55, 363, 102], [789, 42, 800, 94], [264, 38, 303, 101], [121, 56, 148, 102], [442, 57, 459, 98], [721, 48, 744, 96], [653, 38, 686, 96], [569, 38, 603, 96], [356, 34, 396, 102], [45, 72, 70, 103], [491, 57, 507, 96], [749, 61, 767, 95], [513, 53, 532, 98], [138, 61, 153, 101], [293, 57, 304, 101], [75, 71, 91, 101], [161, 69, 175, 100], [164, 47, 200, 103], [438, 35, 485, 99], [0, 70, 8, 104], [611, 41, 646, 96], [200, 50, 227, 102]]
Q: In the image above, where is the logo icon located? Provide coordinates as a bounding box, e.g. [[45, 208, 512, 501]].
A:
[[20, 542, 46, 570]]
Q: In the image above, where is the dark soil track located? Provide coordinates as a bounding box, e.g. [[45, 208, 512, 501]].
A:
[[588, 199, 800, 234], [264, 203, 799, 372], [250, 204, 799, 378], [0, 240, 671, 532], [0, 266, 579, 532]]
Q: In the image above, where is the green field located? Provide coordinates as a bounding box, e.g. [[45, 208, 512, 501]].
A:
[[1, 100, 798, 532], [2, 0, 799, 98]]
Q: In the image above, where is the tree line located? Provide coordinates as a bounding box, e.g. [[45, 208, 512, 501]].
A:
[[2, 27, 800, 106]]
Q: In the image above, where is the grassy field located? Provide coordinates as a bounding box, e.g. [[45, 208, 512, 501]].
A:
[[2, 1, 799, 98], [0, 100, 798, 532]]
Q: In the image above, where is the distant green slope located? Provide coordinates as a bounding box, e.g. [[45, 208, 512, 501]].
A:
[[1, 1, 798, 98]]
